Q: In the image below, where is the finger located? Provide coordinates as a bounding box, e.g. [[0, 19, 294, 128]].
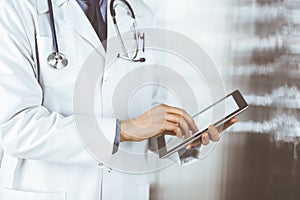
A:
[[187, 118, 238, 150], [208, 125, 220, 142], [164, 121, 183, 138], [187, 117, 238, 142], [162, 131, 177, 136], [186, 139, 201, 150], [163, 105, 198, 133], [217, 117, 238, 132], [186, 132, 209, 149], [182, 110, 198, 133], [165, 114, 190, 138], [180, 118, 191, 138], [201, 132, 209, 145], [222, 117, 238, 131]]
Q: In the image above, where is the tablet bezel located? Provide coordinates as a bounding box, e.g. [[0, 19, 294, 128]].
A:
[[157, 90, 248, 159]]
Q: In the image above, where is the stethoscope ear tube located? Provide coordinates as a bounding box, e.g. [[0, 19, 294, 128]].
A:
[[110, 0, 136, 20], [110, 0, 117, 20], [110, 0, 145, 63]]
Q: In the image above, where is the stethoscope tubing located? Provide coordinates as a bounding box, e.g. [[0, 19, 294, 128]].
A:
[[47, 0, 59, 53]]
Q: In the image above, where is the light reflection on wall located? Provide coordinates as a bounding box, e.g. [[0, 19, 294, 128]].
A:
[[229, 0, 300, 148], [144, 0, 233, 75]]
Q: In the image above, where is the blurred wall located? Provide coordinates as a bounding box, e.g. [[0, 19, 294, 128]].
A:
[[144, 0, 234, 199], [223, 0, 300, 199], [144, 0, 300, 200]]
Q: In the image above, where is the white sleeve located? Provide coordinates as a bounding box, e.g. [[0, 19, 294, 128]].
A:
[[0, 1, 116, 166]]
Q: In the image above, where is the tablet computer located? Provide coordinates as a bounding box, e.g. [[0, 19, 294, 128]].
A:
[[157, 90, 248, 159]]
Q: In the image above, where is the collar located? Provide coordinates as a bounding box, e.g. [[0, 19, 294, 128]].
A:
[[36, 0, 69, 14]]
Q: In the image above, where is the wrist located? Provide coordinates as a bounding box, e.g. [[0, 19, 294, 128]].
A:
[[120, 120, 132, 142]]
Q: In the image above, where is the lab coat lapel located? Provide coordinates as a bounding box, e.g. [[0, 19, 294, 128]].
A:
[[65, 0, 106, 55], [105, 0, 119, 66]]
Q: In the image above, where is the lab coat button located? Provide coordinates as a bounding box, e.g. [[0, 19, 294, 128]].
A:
[[98, 163, 103, 167]]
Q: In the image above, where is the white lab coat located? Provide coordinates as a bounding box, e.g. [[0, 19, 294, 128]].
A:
[[0, 0, 202, 199]]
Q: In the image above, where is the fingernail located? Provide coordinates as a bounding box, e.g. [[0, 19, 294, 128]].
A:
[[232, 118, 238, 122]]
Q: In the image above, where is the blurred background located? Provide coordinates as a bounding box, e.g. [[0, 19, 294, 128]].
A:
[[144, 0, 300, 199]]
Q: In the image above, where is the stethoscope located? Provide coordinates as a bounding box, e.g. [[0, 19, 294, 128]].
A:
[[47, 0, 145, 70]]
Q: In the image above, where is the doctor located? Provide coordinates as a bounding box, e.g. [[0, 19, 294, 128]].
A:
[[0, 0, 236, 199]]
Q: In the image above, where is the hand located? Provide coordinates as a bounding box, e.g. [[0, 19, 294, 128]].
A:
[[120, 104, 198, 142], [186, 117, 238, 150]]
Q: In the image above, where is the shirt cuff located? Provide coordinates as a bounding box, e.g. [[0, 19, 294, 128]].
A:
[[112, 119, 121, 154]]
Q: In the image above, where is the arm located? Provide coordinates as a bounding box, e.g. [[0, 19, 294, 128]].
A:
[[0, 1, 115, 166]]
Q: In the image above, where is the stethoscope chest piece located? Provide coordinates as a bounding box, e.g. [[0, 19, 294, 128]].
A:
[[47, 52, 68, 70]]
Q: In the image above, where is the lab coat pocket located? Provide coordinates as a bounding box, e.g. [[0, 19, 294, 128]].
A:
[[2, 188, 66, 200], [36, 36, 78, 88]]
